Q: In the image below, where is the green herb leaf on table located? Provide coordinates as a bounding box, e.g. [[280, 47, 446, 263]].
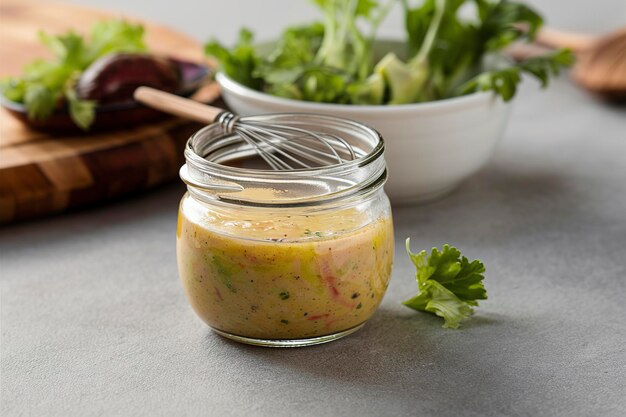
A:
[[403, 239, 487, 329]]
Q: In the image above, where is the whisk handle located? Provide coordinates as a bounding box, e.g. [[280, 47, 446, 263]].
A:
[[133, 86, 224, 124]]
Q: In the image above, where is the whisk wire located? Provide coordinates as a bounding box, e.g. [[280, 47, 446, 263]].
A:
[[238, 126, 315, 169], [245, 126, 351, 168], [236, 128, 291, 170], [286, 132, 357, 160], [251, 123, 357, 161], [215, 111, 360, 170]]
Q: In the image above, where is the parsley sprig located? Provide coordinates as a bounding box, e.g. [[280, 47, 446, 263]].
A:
[[403, 239, 487, 329]]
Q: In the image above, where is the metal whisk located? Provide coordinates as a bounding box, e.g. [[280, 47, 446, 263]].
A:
[[134, 87, 358, 170]]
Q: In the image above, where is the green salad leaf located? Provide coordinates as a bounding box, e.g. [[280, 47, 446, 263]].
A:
[[64, 85, 96, 130], [403, 239, 487, 329], [457, 49, 574, 99], [205, 0, 573, 105], [23, 84, 55, 120], [476, 0, 544, 51], [0, 19, 147, 129], [206, 0, 396, 105], [205, 28, 262, 90]]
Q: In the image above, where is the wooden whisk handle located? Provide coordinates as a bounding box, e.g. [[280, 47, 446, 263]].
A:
[[133, 86, 225, 124]]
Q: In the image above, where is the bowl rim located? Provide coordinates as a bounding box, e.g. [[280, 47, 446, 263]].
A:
[[216, 71, 504, 116]]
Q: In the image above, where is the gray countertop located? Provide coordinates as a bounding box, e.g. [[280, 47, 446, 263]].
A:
[[3, 76, 625, 417], [2, 1, 626, 416]]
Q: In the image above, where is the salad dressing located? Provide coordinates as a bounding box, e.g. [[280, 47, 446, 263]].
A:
[[177, 200, 393, 339]]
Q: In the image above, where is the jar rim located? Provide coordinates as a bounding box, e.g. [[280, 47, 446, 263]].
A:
[[182, 113, 387, 207]]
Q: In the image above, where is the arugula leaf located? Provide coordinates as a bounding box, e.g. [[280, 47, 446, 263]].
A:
[[457, 66, 521, 100], [313, 0, 375, 78], [0, 19, 147, 129], [457, 49, 574, 100], [346, 72, 385, 104], [376, 0, 445, 104], [403, 239, 487, 329], [301, 67, 352, 102], [374, 53, 428, 104], [407, 2, 468, 97], [258, 23, 324, 80], [514, 48, 574, 86], [253, 23, 325, 98], [205, 28, 262, 89], [476, 0, 544, 51]]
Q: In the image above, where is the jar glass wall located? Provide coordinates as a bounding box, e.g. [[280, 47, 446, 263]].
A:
[[176, 114, 394, 347]]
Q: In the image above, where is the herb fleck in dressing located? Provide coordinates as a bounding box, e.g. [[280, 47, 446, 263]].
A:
[[177, 200, 393, 340]]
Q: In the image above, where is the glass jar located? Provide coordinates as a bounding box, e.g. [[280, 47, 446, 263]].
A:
[[176, 114, 393, 347]]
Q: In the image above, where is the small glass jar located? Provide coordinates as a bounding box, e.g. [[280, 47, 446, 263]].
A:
[[176, 114, 393, 347]]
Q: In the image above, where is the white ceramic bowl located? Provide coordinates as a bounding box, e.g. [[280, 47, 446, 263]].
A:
[[217, 68, 511, 204]]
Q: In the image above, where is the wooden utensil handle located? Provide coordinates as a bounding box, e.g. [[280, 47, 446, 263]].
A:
[[535, 28, 597, 52], [134, 86, 224, 124]]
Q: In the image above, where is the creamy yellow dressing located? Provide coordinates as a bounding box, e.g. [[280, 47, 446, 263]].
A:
[[176, 197, 394, 339]]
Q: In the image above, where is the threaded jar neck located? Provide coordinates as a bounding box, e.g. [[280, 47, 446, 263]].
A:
[[182, 113, 387, 208]]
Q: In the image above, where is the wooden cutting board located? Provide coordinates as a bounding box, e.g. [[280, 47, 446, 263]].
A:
[[0, 0, 217, 223]]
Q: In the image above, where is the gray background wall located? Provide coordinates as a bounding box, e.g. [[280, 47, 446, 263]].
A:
[[68, 0, 626, 44]]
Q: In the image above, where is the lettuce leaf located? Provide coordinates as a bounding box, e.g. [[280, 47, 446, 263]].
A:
[[456, 49, 574, 100], [0, 19, 147, 129], [205, 28, 262, 90]]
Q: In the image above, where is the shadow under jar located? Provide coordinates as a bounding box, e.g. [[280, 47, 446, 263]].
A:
[[176, 114, 394, 347]]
